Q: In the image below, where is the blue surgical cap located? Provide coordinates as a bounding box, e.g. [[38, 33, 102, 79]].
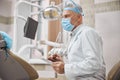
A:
[[63, 0, 84, 16]]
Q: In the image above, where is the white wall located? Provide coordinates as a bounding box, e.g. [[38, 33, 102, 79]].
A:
[[94, 0, 119, 4], [0, 0, 14, 17], [95, 11, 120, 75], [0, 0, 15, 39]]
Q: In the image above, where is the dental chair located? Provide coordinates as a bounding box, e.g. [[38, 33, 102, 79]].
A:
[[107, 61, 120, 80], [0, 35, 38, 80]]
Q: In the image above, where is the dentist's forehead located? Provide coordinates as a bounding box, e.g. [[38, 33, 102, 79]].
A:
[[62, 10, 76, 16]]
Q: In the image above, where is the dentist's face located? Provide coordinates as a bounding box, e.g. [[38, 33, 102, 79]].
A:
[[62, 10, 82, 29]]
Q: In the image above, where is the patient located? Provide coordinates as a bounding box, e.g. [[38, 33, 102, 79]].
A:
[[0, 31, 38, 80]]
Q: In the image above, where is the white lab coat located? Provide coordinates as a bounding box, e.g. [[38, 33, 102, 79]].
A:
[[64, 24, 106, 80]]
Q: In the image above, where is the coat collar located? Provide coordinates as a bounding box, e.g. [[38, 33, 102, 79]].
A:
[[70, 24, 84, 37]]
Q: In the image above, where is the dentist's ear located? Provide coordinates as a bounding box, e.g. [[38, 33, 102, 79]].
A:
[[77, 14, 82, 24], [0, 31, 12, 49]]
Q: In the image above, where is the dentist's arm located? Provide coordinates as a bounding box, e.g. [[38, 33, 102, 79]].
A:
[[0, 31, 12, 49]]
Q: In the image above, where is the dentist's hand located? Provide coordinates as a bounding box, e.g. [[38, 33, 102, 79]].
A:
[[52, 61, 65, 74], [48, 54, 65, 74], [48, 54, 62, 62], [0, 31, 12, 49]]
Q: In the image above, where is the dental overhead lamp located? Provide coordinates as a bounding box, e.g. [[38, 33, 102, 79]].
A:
[[42, 1, 61, 20], [15, 0, 63, 41], [21, 1, 61, 38], [14, 0, 62, 41], [23, 0, 62, 39]]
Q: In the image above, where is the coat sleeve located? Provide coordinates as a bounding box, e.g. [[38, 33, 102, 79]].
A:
[[64, 29, 104, 78]]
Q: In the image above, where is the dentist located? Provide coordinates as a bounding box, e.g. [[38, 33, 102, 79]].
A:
[[48, 1, 106, 80]]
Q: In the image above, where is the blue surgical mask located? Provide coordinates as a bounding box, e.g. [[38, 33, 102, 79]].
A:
[[61, 18, 74, 31]]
